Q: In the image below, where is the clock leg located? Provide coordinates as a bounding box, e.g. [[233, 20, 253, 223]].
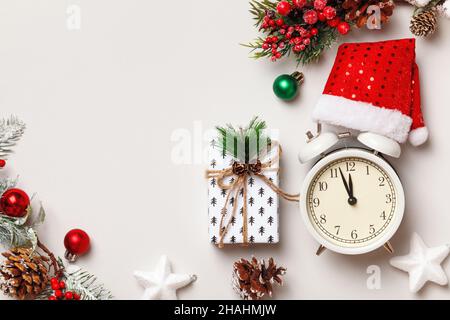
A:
[[316, 245, 327, 256], [383, 241, 394, 254]]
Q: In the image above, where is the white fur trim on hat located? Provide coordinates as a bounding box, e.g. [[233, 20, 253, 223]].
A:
[[312, 94, 413, 143], [408, 126, 429, 146]]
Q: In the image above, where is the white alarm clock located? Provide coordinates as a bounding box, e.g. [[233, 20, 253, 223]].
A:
[[298, 126, 405, 255]]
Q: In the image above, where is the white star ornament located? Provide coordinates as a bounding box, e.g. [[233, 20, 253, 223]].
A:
[[134, 255, 197, 300], [390, 233, 450, 293]]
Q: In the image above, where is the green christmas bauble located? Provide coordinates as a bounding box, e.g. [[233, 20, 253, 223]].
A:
[[272, 72, 304, 101]]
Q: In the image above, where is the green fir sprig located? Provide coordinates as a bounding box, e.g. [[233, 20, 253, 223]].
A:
[[216, 117, 271, 163]]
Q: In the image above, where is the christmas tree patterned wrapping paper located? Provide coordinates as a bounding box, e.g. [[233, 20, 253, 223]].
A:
[[207, 138, 280, 245]]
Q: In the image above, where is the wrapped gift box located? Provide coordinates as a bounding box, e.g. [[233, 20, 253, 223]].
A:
[[207, 138, 280, 245]]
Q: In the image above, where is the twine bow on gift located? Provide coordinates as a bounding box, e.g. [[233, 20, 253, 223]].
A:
[[206, 146, 300, 248]]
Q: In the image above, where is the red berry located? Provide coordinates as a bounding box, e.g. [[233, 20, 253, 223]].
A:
[[293, 37, 302, 45], [271, 36, 278, 42], [73, 293, 81, 300], [279, 42, 286, 49], [65, 291, 74, 300], [314, 0, 327, 10], [327, 17, 340, 27], [48, 295, 57, 301], [275, 52, 282, 59], [285, 32, 292, 39], [293, 44, 302, 52], [0, 160, 5, 168], [51, 282, 60, 290], [271, 56, 277, 62], [288, 26, 295, 33], [318, 12, 326, 21], [303, 38, 311, 45], [303, 10, 318, 25], [293, 0, 307, 8], [276, 1, 292, 16], [322, 6, 337, 20], [59, 281, 66, 289], [299, 44, 306, 50], [262, 43, 269, 50], [276, 18, 284, 26], [279, 28, 286, 35], [298, 27, 307, 36], [272, 48, 278, 54], [337, 21, 351, 35], [55, 289, 63, 299], [51, 277, 59, 285], [269, 20, 276, 27], [272, 43, 278, 49], [310, 28, 319, 36]]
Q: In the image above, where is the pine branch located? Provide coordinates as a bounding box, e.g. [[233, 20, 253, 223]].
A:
[[296, 26, 338, 65], [63, 267, 112, 300], [249, 0, 277, 26], [245, 0, 342, 64], [0, 116, 26, 158], [215, 117, 271, 163]]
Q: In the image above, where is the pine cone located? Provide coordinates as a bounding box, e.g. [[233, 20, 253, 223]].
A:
[[232, 256, 286, 300], [410, 9, 437, 37], [0, 248, 49, 299], [342, 0, 395, 28]]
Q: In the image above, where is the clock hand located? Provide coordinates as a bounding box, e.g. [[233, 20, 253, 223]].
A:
[[338, 168, 357, 206], [338, 168, 351, 195], [348, 173, 357, 206]]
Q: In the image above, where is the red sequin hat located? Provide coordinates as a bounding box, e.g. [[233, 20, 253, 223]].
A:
[[312, 38, 428, 146]]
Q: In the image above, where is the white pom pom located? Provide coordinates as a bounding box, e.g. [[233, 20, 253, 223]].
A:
[[409, 127, 429, 146]]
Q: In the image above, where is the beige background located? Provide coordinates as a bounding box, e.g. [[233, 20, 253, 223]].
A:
[[0, 0, 449, 300]]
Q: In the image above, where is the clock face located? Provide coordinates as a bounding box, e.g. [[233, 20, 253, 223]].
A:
[[300, 149, 405, 254]]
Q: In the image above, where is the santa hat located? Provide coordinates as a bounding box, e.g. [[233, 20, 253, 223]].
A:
[[312, 38, 428, 146]]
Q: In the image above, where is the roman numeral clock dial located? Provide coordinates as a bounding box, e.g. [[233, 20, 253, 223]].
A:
[[300, 149, 405, 255]]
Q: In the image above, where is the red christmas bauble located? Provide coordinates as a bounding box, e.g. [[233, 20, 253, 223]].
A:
[[64, 229, 90, 256], [322, 6, 337, 20], [277, 1, 292, 16], [314, 0, 327, 10], [337, 21, 351, 35], [303, 10, 318, 25], [293, 0, 307, 8], [0, 188, 30, 218]]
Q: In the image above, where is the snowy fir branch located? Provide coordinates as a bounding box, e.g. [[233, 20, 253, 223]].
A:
[[63, 266, 113, 300], [0, 116, 26, 158]]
